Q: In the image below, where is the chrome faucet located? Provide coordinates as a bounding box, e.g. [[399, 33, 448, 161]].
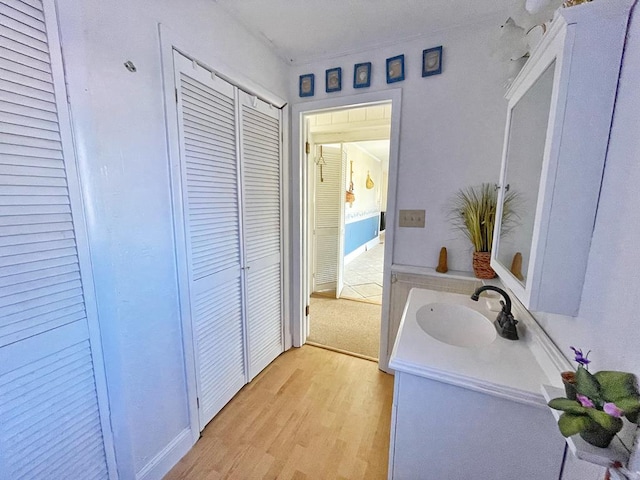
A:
[[471, 286, 519, 341]]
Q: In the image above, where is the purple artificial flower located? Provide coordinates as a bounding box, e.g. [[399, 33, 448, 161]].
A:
[[576, 394, 595, 408], [603, 402, 624, 418], [570, 346, 591, 368]]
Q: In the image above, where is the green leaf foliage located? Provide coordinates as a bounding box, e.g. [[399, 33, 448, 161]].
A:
[[448, 183, 520, 252], [613, 397, 640, 423], [558, 413, 591, 437], [548, 398, 588, 414], [594, 371, 640, 402], [576, 366, 602, 401], [585, 409, 624, 432], [614, 397, 640, 414]]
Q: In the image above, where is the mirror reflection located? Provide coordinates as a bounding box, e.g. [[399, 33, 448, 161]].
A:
[[497, 61, 555, 285]]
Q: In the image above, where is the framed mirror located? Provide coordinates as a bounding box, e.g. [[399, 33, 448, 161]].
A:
[[490, 2, 631, 316], [495, 61, 555, 287]]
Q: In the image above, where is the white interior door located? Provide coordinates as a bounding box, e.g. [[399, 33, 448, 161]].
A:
[[336, 149, 347, 298], [174, 52, 246, 430], [313, 145, 342, 293], [0, 0, 114, 476], [238, 91, 283, 380]]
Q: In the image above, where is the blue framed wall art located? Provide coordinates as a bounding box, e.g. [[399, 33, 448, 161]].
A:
[[386, 55, 405, 83], [422, 46, 443, 77], [325, 67, 342, 93], [353, 62, 371, 88], [299, 73, 314, 97]]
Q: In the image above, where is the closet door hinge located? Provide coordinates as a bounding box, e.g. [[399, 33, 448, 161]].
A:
[[196, 397, 200, 409], [305, 141, 311, 154], [305, 305, 310, 316], [175, 88, 178, 103]]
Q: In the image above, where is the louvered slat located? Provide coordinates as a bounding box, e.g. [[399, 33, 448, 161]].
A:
[[0, 341, 108, 480], [0, 2, 81, 345], [246, 264, 281, 377], [241, 106, 280, 264], [0, 1, 110, 477], [193, 277, 245, 424], [314, 146, 342, 288], [180, 73, 240, 281], [240, 99, 283, 380], [174, 56, 284, 428], [175, 60, 246, 430]]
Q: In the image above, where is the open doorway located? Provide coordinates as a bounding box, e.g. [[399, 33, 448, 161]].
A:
[[291, 89, 401, 372], [304, 105, 391, 360]]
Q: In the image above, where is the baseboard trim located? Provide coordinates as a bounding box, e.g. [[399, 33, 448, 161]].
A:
[[136, 427, 194, 480], [344, 237, 380, 265]]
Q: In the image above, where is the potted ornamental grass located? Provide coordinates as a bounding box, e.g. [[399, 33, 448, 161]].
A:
[[449, 183, 519, 279], [548, 347, 640, 448]]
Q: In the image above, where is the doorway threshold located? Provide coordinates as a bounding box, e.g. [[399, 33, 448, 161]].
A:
[[306, 341, 378, 363]]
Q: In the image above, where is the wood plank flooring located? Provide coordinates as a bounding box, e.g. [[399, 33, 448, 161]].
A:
[[164, 345, 394, 480]]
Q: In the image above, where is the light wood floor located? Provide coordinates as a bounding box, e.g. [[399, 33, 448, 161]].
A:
[[164, 345, 394, 480]]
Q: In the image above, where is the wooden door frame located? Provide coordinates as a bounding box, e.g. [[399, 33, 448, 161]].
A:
[[291, 90, 402, 372]]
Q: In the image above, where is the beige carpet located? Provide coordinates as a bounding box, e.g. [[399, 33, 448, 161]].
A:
[[308, 296, 381, 359]]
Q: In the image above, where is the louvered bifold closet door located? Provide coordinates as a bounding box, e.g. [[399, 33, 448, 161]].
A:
[[0, 0, 111, 478], [174, 53, 245, 429], [238, 92, 283, 380], [313, 145, 342, 292]]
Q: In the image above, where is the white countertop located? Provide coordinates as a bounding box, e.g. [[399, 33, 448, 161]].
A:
[[389, 288, 557, 408]]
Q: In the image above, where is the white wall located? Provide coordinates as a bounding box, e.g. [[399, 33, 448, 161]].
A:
[[52, 0, 640, 475], [55, 0, 288, 477], [291, 19, 509, 272], [533, 7, 640, 380], [531, 8, 640, 474], [343, 143, 383, 225]]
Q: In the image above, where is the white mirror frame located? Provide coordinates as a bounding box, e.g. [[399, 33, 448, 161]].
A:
[[491, 23, 570, 310]]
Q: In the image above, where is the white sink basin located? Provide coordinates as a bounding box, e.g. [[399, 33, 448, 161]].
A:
[[416, 303, 496, 347]]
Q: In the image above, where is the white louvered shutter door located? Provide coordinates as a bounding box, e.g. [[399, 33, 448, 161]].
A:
[[174, 53, 246, 429], [238, 92, 283, 380], [0, 0, 112, 478], [313, 145, 342, 292]]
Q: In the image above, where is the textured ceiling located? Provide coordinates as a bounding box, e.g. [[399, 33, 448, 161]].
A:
[[213, 0, 513, 65]]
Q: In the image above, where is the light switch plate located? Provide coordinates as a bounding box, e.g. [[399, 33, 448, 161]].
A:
[[398, 209, 425, 228]]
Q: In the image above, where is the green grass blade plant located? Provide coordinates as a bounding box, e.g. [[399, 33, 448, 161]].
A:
[[449, 183, 519, 252]]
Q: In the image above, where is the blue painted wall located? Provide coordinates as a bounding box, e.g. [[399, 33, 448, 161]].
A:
[[345, 215, 379, 255]]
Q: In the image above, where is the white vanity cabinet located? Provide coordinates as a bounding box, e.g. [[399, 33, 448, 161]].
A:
[[491, 0, 635, 316], [389, 372, 564, 480], [388, 288, 567, 479]]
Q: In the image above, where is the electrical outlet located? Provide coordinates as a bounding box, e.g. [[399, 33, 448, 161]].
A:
[[398, 209, 425, 228]]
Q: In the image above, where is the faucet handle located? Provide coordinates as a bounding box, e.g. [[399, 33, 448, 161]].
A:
[[499, 300, 509, 313], [501, 314, 519, 340]]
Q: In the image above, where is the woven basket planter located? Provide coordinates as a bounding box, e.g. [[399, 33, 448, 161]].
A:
[[472, 251, 496, 279]]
